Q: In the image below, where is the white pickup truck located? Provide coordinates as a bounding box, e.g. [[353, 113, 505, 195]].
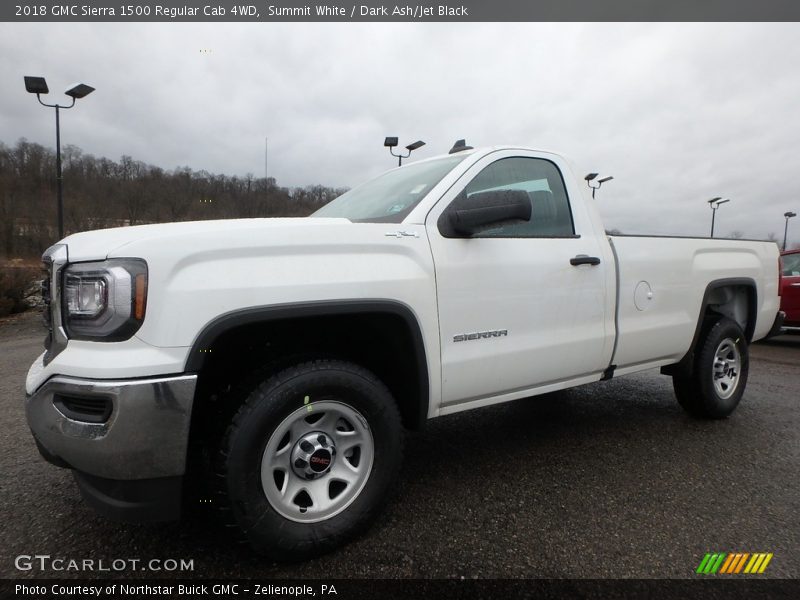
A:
[[26, 145, 784, 559]]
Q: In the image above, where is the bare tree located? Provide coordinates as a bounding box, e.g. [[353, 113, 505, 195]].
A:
[[0, 138, 346, 259]]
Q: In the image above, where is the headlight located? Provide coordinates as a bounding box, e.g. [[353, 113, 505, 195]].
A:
[[62, 258, 148, 341]]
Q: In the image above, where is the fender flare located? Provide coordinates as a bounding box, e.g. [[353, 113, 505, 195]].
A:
[[185, 299, 430, 427], [662, 277, 757, 377]]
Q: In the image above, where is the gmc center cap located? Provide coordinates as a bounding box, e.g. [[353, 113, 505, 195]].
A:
[[291, 432, 336, 479]]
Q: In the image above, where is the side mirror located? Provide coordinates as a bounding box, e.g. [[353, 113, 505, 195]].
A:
[[440, 189, 532, 237]]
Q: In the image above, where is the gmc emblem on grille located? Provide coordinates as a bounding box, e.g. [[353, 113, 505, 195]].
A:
[[453, 329, 508, 343]]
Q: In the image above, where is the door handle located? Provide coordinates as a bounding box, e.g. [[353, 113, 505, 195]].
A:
[[570, 255, 601, 266], [791, 282, 800, 287]]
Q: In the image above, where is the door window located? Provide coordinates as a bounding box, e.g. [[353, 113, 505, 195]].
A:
[[451, 157, 575, 238], [782, 253, 800, 276]]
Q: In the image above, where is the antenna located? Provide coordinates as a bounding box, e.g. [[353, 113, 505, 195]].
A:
[[449, 139, 474, 154]]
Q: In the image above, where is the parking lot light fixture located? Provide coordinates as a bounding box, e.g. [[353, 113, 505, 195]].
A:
[[65, 83, 95, 99], [708, 197, 730, 238], [24, 76, 49, 94], [24, 76, 94, 239], [586, 173, 613, 199], [784, 211, 797, 250], [385, 137, 425, 166]]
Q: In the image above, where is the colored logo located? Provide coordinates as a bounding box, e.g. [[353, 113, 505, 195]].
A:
[[696, 552, 773, 574], [309, 450, 332, 472]]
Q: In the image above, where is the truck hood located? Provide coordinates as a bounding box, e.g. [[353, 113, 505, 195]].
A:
[[61, 217, 352, 262], [58, 216, 433, 349]]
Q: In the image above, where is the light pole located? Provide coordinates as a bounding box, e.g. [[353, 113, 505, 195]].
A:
[[384, 137, 425, 166], [784, 211, 797, 251], [707, 197, 730, 238], [584, 173, 613, 199], [24, 76, 95, 239]]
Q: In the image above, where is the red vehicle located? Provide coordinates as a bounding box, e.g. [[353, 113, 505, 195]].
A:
[[781, 249, 800, 329]]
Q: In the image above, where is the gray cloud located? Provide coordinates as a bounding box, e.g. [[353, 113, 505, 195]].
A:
[[1, 22, 799, 243]]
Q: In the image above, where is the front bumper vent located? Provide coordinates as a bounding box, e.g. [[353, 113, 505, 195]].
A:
[[53, 394, 113, 424]]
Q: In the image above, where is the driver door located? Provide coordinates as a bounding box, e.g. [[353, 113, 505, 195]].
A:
[[426, 151, 612, 409]]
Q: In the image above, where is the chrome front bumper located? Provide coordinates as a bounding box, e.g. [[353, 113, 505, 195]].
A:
[[26, 374, 197, 480]]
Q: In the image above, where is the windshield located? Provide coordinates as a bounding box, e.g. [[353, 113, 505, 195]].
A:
[[313, 154, 467, 223]]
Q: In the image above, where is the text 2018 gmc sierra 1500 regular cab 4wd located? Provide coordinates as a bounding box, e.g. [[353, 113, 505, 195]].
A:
[[26, 145, 785, 559]]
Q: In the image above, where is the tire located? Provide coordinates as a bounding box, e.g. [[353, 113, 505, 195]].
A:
[[215, 359, 403, 560], [672, 317, 749, 419]]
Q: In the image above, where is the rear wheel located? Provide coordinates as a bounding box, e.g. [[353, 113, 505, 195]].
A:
[[215, 360, 403, 560], [673, 317, 749, 419]]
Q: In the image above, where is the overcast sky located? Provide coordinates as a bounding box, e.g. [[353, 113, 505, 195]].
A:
[[1, 22, 799, 242]]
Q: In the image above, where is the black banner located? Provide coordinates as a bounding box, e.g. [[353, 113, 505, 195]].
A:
[[3, 579, 800, 600], [3, 0, 800, 22]]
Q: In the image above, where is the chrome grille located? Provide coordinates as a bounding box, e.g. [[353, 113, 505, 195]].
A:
[[42, 258, 53, 351], [41, 244, 68, 365]]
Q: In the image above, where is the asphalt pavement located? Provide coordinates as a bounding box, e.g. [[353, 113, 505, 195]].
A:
[[1, 312, 798, 579]]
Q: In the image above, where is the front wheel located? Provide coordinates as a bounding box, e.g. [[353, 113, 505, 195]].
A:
[[215, 360, 403, 560], [672, 317, 749, 419]]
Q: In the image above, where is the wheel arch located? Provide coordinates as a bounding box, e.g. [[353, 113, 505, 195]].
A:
[[662, 277, 756, 377], [185, 300, 430, 430]]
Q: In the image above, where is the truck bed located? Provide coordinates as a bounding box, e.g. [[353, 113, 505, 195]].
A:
[[608, 235, 780, 375]]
